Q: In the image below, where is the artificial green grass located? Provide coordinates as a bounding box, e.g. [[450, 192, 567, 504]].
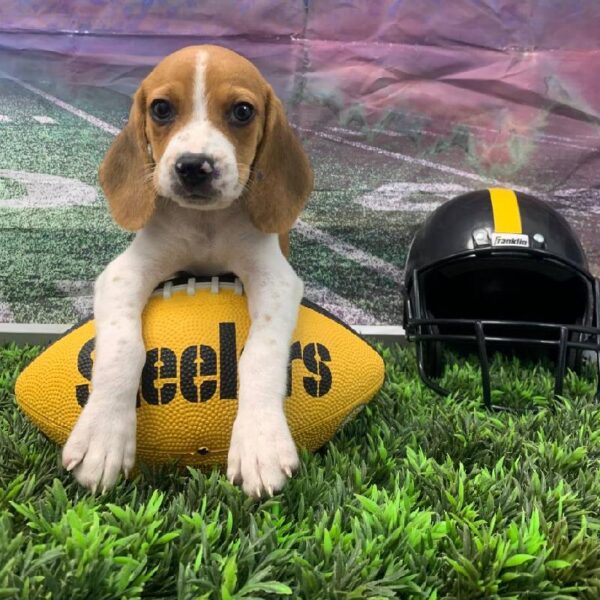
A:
[[1, 343, 600, 599]]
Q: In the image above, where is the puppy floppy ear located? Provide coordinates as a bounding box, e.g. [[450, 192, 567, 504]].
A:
[[244, 87, 313, 234], [99, 88, 156, 231]]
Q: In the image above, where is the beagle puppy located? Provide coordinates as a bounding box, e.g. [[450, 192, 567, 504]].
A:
[[61, 45, 313, 498]]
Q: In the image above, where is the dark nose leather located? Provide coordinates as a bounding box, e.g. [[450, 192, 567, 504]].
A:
[[174, 153, 215, 193]]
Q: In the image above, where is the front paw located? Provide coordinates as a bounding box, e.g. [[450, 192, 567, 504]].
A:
[[227, 409, 299, 498], [62, 395, 136, 493]]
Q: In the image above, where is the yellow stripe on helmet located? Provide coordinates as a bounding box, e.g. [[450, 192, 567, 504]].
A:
[[488, 188, 522, 234]]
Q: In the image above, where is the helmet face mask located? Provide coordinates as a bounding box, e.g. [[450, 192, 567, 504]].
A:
[[403, 189, 600, 409]]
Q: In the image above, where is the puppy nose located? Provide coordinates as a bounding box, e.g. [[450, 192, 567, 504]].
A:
[[174, 153, 215, 190]]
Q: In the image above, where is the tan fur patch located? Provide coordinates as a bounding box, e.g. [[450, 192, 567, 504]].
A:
[[204, 47, 267, 187]]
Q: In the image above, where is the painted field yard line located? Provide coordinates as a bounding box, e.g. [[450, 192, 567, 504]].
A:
[[32, 115, 57, 124], [298, 126, 536, 195], [14, 80, 121, 135], [304, 283, 380, 325], [356, 182, 468, 212], [357, 182, 600, 216], [328, 124, 597, 152], [294, 221, 404, 283], [0, 170, 97, 208]]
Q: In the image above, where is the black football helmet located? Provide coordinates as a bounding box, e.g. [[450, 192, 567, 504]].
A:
[[403, 188, 600, 409]]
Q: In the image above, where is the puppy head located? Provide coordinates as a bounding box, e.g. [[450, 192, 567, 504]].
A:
[[100, 45, 313, 233]]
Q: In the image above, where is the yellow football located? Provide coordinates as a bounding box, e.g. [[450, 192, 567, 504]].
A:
[[15, 275, 384, 467]]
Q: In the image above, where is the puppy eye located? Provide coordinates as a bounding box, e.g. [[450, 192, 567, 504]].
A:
[[230, 102, 254, 125], [150, 99, 175, 123]]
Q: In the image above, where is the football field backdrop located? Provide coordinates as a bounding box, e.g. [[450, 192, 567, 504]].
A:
[[0, 1, 599, 327]]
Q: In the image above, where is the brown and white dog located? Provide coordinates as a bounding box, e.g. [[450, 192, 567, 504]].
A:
[[61, 45, 313, 498]]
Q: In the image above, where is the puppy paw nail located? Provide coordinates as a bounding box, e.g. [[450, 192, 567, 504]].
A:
[[65, 459, 80, 472]]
